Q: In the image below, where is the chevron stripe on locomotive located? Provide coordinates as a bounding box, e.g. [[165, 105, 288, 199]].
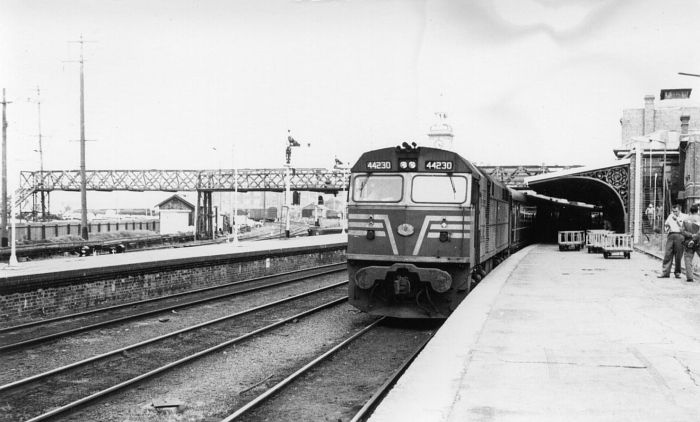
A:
[[347, 144, 536, 318]]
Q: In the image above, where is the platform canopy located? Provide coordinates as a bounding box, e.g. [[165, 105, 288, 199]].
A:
[[523, 191, 597, 209], [522, 159, 630, 233], [524, 159, 630, 185]]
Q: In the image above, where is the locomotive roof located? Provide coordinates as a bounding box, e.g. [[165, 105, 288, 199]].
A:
[[351, 146, 482, 179]]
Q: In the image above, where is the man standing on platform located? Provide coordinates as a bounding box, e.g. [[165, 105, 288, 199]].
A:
[[659, 204, 684, 278], [681, 204, 700, 282]]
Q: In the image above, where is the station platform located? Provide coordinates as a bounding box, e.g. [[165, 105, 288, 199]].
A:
[[0, 234, 348, 325], [0, 233, 347, 282], [370, 244, 700, 422]]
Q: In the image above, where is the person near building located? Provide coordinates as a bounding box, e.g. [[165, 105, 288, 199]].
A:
[[681, 204, 700, 282], [659, 204, 684, 278], [645, 203, 655, 223]]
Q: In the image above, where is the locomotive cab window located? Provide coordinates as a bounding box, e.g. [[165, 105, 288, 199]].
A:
[[411, 175, 469, 203], [352, 175, 403, 202]]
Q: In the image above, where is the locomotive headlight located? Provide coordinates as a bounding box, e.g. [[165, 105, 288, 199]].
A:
[[368, 216, 374, 227], [441, 218, 447, 229], [399, 160, 416, 170]]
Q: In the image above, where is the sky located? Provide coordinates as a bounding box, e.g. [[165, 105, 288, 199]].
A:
[[2, 0, 700, 211]]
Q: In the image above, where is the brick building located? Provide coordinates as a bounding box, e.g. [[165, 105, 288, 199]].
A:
[[617, 89, 700, 211], [620, 89, 700, 144]]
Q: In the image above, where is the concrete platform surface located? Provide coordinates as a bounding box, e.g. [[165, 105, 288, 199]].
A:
[[370, 244, 700, 422], [0, 233, 347, 280]]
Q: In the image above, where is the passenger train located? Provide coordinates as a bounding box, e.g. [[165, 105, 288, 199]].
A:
[[346, 143, 536, 318]]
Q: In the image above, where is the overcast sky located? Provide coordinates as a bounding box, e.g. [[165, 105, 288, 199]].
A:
[[2, 0, 700, 209]]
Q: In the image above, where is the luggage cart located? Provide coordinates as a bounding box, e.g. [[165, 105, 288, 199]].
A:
[[558, 230, 585, 251], [602, 233, 632, 259], [586, 229, 612, 253]]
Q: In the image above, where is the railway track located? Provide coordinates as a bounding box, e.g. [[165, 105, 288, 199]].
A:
[[0, 282, 349, 422], [0, 262, 346, 351], [222, 319, 436, 422]]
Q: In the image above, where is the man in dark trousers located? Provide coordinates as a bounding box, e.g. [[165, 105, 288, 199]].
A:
[[659, 204, 684, 278], [681, 204, 700, 282]]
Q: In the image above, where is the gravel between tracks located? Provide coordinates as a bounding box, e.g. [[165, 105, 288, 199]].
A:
[[0, 271, 345, 385], [243, 321, 437, 422], [59, 304, 378, 422]]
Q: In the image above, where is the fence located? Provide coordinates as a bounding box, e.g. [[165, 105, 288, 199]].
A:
[[12, 219, 160, 242]]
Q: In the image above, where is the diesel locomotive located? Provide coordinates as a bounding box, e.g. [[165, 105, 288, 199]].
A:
[[346, 143, 536, 318]]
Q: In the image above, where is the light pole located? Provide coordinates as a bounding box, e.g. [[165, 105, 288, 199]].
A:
[[654, 172, 658, 230], [231, 145, 239, 246], [9, 193, 17, 266], [211, 146, 222, 237], [650, 137, 668, 253], [648, 142, 653, 208]]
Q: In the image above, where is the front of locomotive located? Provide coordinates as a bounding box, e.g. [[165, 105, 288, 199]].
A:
[[346, 145, 478, 318]]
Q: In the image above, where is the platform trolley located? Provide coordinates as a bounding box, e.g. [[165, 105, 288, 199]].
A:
[[586, 229, 613, 253], [558, 230, 585, 251], [601, 233, 633, 259]]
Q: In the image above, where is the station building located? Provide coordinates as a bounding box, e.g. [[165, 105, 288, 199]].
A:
[[615, 89, 700, 238], [521, 88, 700, 243]]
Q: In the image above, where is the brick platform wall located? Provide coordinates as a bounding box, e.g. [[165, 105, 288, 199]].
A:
[[0, 246, 345, 326]]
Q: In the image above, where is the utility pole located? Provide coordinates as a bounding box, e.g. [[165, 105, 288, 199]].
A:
[[67, 35, 92, 240], [1, 89, 10, 247], [32, 87, 46, 219], [78, 37, 88, 240]]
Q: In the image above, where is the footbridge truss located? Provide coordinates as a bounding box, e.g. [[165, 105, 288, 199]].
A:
[[16, 165, 577, 209], [18, 168, 348, 196], [15, 165, 579, 237]]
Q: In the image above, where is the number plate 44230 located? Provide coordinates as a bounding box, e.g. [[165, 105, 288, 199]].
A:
[[366, 161, 391, 170]]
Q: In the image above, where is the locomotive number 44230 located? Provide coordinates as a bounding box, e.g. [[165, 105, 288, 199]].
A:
[[366, 161, 392, 170], [425, 160, 453, 170]]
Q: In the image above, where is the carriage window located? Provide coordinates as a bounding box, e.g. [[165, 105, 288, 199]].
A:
[[352, 175, 403, 202], [412, 175, 468, 203]]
